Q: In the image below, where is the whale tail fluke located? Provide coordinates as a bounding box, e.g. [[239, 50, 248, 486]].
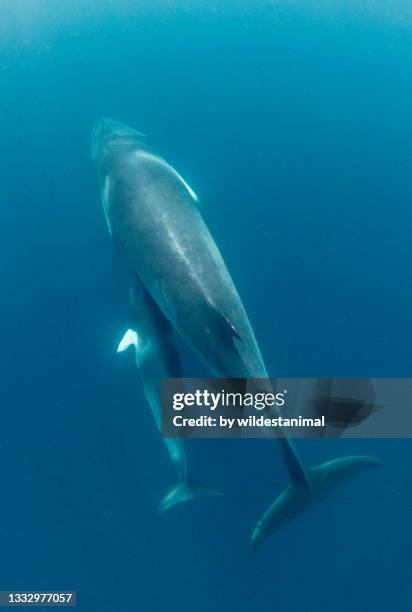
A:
[[158, 480, 223, 514], [308, 455, 382, 495], [251, 454, 382, 553]]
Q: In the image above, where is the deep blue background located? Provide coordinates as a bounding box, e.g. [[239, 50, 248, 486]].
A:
[[1, 2, 411, 610]]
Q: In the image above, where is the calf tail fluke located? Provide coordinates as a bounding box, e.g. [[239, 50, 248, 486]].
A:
[[159, 480, 223, 514]]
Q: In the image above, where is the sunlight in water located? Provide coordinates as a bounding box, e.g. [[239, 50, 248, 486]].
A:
[[1, 0, 412, 37], [0, 0, 411, 73]]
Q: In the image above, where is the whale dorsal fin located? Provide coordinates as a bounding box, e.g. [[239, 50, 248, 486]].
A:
[[208, 302, 241, 342], [137, 150, 199, 203], [205, 303, 257, 377], [216, 308, 241, 341], [117, 329, 139, 353]]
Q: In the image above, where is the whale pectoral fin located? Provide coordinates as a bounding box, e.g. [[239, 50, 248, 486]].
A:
[[136, 150, 199, 203], [171, 166, 199, 203], [101, 199, 112, 235], [117, 329, 139, 353]]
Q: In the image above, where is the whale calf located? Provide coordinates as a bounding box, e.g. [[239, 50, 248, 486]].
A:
[[117, 272, 221, 512], [91, 117, 308, 489]]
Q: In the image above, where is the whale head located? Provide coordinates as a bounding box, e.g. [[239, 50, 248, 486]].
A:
[[91, 117, 145, 172]]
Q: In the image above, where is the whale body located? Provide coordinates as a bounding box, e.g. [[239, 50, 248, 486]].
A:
[[92, 118, 267, 379], [92, 117, 381, 547], [91, 117, 308, 489], [117, 269, 221, 512]]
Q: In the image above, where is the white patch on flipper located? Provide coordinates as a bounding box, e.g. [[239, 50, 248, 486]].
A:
[[102, 175, 112, 235], [137, 150, 199, 203], [171, 167, 199, 202], [117, 329, 139, 353]]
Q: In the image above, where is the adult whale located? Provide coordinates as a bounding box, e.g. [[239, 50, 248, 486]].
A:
[[91, 116, 308, 489], [91, 118, 381, 546], [117, 274, 221, 512]]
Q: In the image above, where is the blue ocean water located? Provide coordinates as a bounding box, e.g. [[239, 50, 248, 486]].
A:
[[1, 2, 412, 610]]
